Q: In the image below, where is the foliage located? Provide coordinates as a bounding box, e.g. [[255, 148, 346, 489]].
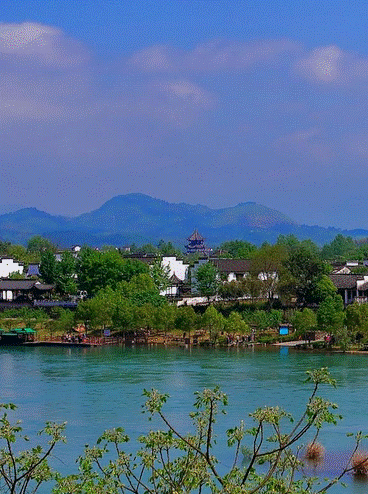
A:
[[315, 274, 337, 302], [0, 403, 66, 494], [195, 262, 220, 298], [27, 235, 57, 254], [217, 240, 257, 258], [175, 305, 198, 335], [52, 368, 360, 494], [225, 311, 250, 335], [284, 244, 326, 306], [292, 308, 317, 335], [201, 306, 225, 343], [150, 257, 171, 292], [77, 248, 148, 296], [346, 302, 368, 341], [321, 234, 357, 261], [250, 244, 287, 305], [317, 295, 346, 348]]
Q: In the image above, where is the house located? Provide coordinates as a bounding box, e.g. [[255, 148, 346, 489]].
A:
[[210, 258, 252, 282], [0, 257, 24, 278], [0, 279, 54, 303], [329, 274, 368, 305]]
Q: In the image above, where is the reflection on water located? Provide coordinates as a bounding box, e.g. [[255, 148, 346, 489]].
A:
[[0, 345, 368, 493]]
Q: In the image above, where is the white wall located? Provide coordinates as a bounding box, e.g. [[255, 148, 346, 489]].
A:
[[162, 257, 189, 281], [0, 258, 24, 278]]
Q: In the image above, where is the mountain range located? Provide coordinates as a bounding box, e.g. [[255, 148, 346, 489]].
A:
[[0, 194, 366, 248]]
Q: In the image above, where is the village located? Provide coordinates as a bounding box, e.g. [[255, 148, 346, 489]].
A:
[[0, 231, 366, 350]]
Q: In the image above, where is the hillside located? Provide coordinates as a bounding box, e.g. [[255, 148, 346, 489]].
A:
[[0, 194, 366, 248]]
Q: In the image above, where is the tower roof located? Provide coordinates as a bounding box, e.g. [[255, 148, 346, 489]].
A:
[[187, 229, 205, 241]]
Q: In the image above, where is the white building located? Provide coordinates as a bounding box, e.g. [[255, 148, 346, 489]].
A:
[[0, 257, 24, 278]]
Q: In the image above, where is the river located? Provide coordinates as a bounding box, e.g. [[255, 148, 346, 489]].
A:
[[1, 344, 368, 493]]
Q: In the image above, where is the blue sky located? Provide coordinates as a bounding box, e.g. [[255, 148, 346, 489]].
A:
[[1, 0, 368, 229]]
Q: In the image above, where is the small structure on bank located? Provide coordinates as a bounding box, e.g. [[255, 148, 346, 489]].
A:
[[186, 229, 206, 254]]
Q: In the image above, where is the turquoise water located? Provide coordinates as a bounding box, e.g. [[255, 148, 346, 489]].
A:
[[1, 345, 368, 493]]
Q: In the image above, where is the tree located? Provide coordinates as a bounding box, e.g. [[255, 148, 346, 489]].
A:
[[284, 244, 325, 306], [39, 250, 58, 285], [195, 262, 220, 299], [150, 257, 171, 292], [219, 280, 245, 300], [77, 248, 149, 296], [27, 235, 56, 254], [175, 305, 197, 337], [0, 403, 66, 494], [321, 234, 357, 261], [225, 311, 250, 335], [250, 244, 287, 306], [317, 295, 347, 349], [53, 368, 360, 494], [345, 302, 368, 341], [55, 251, 77, 296], [292, 308, 317, 335], [315, 274, 337, 302], [217, 240, 256, 258], [201, 305, 225, 343]]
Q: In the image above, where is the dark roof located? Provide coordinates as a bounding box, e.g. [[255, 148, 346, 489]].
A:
[[0, 280, 54, 291], [359, 282, 368, 291], [329, 274, 363, 289], [27, 264, 40, 276], [187, 229, 205, 241], [210, 258, 252, 274]]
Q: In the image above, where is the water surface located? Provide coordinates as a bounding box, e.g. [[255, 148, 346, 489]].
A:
[[1, 345, 367, 493]]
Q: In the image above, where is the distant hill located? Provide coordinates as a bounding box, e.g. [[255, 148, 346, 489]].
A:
[[0, 193, 367, 248]]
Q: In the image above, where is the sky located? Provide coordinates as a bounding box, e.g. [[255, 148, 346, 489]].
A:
[[1, 0, 368, 229]]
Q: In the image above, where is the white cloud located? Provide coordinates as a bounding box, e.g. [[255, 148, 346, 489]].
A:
[[129, 38, 300, 72], [0, 22, 89, 67], [295, 45, 368, 85]]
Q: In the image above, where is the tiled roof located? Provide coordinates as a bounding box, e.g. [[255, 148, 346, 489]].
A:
[[0, 280, 54, 291], [210, 258, 252, 274], [329, 274, 363, 289], [187, 229, 205, 241]]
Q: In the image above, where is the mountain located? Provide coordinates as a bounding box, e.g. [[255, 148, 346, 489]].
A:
[[0, 194, 367, 248]]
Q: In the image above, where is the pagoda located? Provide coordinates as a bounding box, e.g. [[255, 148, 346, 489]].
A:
[[185, 229, 206, 254]]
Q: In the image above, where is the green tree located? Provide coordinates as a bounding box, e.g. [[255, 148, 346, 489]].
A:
[[317, 295, 347, 349], [201, 305, 225, 343], [39, 250, 58, 285], [284, 244, 325, 306], [217, 240, 256, 258], [250, 244, 287, 306], [27, 235, 56, 254], [77, 248, 148, 296], [56, 251, 77, 295], [292, 308, 317, 335], [321, 234, 357, 261], [345, 302, 368, 341], [195, 262, 220, 299], [150, 257, 171, 292], [315, 274, 337, 302], [225, 311, 250, 335], [175, 305, 197, 337]]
